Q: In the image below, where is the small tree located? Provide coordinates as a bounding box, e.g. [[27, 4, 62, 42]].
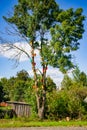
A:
[[16, 69, 29, 81], [1, 0, 85, 119], [72, 66, 87, 86], [61, 74, 73, 90]]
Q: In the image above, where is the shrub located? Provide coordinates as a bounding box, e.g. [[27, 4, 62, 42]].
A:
[[46, 87, 87, 120], [0, 107, 16, 119]]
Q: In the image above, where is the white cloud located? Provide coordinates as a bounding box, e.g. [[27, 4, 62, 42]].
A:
[[0, 42, 64, 87], [28, 67, 63, 87], [47, 67, 63, 87], [0, 42, 39, 62]]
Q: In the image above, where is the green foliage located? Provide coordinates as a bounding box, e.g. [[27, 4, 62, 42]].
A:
[[0, 78, 10, 101], [79, 72, 87, 86], [61, 75, 73, 90], [72, 66, 81, 82], [24, 79, 37, 115], [1, 69, 87, 120], [12, 80, 26, 101], [46, 76, 56, 92], [61, 66, 87, 90], [46, 86, 87, 120], [1, 70, 32, 102], [72, 66, 87, 87], [16, 70, 29, 81], [3, 1, 85, 73], [43, 8, 85, 73], [0, 81, 4, 102], [60, 68, 87, 119], [3, 0, 59, 41], [0, 70, 57, 117], [0, 106, 16, 119]]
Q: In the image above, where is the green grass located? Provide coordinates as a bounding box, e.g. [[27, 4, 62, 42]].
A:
[[0, 119, 87, 128]]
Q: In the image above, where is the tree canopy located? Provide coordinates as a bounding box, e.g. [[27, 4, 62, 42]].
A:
[[3, 1, 85, 72]]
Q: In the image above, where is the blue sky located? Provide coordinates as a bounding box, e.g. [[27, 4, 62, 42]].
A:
[[0, 0, 87, 85]]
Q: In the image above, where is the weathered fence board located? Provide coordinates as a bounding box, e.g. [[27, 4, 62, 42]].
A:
[[6, 101, 31, 117]]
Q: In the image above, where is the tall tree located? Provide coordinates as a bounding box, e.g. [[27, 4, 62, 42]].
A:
[[2, 0, 85, 119]]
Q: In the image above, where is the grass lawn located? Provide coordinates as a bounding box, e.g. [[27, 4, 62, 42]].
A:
[[0, 119, 87, 128]]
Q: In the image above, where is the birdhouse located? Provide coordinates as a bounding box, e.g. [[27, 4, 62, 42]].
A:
[[41, 79, 43, 83], [66, 117, 70, 121], [30, 41, 33, 45], [43, 68, 46, 73], [33, 53, 36, 57], [33, 85, 37, 89], [46, 66, 48, 70], [33, 62, 36, 66], [30, 58, 32, 63], [41, 57, 44, 61], [42, 85, 44, 89]]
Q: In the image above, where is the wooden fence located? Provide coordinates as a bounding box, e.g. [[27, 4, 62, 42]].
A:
[[6, 101, 31, 117]]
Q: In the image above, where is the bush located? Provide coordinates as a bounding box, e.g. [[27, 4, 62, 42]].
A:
[[46, 87, 87, 120], [0, 107, 16, 119]]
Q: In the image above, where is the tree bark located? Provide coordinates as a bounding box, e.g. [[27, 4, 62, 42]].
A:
[[36, 89, 46, 119], [31, 42, 46, 119]]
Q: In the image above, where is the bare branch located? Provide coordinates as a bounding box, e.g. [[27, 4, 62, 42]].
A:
[[36, 68, 42, 75], [0, 37, 32, 68]]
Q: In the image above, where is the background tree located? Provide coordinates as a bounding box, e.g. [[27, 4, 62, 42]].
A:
[[72, 66, 87, 87], [47, 81, 87, 120], [1, 69, 87, 120], [1, 70, 31, 102], [46, 76, 56, 92], [61, 66, 87, 90], [1, 78, 10, 101], [2, 0, 85, 119], [13, 70, 31, 101], [72, 66, 81, 82], [61, 74, 73, 90], [0, 81, 4, 102], [79, 72, 87, 86], [16, 69, 29, 81]]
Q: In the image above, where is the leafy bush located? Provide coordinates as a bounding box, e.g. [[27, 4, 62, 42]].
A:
[[0, 107, 16, 119], [46, 86, 87, 120]]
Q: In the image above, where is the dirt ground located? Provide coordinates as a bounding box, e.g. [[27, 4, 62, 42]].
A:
[[0, 127, 87, 130]]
